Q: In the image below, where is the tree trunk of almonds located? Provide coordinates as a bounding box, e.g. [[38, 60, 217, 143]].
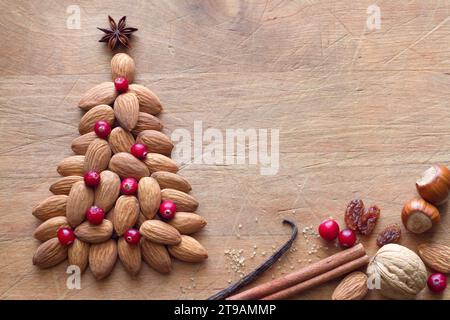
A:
[[32, 53, 208, 279]]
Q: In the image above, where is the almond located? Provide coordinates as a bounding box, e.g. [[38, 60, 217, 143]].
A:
[[33, 216, 69, 241], [332, 271, 368, 300], [71, 132, 97, 155], [111, 53, 135, 83], [78, 104, 114, 134], [94, 170, 121, 212], [57, 155, 85, 176], [32, 195, 68, 221], [167, 212, 207, 235], [168, 235, 208, 263], [78, 82, 118, 111], [113, 195, 139, 236], [136, 211, 147, 228], [68, 238, 90, 273], [32, 238, 68, 269], [89, 239, 117, 280], [139, 220, 181, 245], [105, 207, 115, 222], [74, 219, 113, 243], [108, 127, 135, 154], [49, 176, 84, 195], [109, 152, 149, 180], [140, 238, 172, 273], [417, 243, 450, 273], [131, 112, 163, 135], [114, 92, 139, 131], [66, 181, 94, 227], [161, 188, 199, 212], [83, 138, 112, 173], [118, 237, 141, 276], [143, 153, 179, 173], [128, 84, 162, 115], [138, 177, 161, 219], [136, 130, 173, 156], [151, 171, 191, 193]]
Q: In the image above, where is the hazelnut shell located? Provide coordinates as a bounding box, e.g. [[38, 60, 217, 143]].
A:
[[416, 164, 450, 205], [401, 198, 440, 234]]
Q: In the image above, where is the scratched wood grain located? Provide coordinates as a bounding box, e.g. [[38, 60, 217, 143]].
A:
[[0, 0, 449, 300]]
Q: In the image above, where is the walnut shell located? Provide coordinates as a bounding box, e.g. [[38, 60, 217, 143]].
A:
[[367, 244, 427, 300]]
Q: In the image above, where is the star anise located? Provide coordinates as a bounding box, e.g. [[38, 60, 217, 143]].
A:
[[98, 16, 138, 50]]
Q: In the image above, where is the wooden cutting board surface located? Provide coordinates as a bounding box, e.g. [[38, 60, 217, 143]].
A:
[[0, 0, 449, 299]]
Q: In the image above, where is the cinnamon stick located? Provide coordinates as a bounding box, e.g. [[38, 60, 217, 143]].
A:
[[227, 243, 366, 300], [261, 254, 370, 300]]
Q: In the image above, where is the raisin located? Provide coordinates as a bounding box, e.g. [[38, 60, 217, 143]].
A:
[[376, 224, 401, 247], [357, 205, 380, 235], [345, 199, 364, 231]]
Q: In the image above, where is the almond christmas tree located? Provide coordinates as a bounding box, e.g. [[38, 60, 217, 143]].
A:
[[31, 51, 208, 279]]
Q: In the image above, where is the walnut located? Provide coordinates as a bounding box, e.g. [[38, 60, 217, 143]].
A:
[[367, 244, 427, 299]]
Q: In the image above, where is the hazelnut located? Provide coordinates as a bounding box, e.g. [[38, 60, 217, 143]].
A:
[[401, 198, 440, 234], [416, 164, 450, 205]]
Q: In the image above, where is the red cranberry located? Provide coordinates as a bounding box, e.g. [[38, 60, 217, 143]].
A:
[[318, 219, 340, 241], [121, 177, 138, 195], [124, 228, 141, 245], [338, 229, 356, 248], [114, 76, 129, 93], [159, 200, 177, 220], [130, 143, 148, 160], [84, 170, 101, 188], [85, 206, 105, 225], [427, 273, 447, 293], [94, 120, 111, 139], [57, 227, 75, 246]]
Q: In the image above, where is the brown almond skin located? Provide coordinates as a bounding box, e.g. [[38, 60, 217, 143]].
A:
[[143, 153, 179, 174], [136, 130, 173, 156], [332, 271, 368, 300], [32, 238, 68, 269], [32, 195, 68, 221], [111, 53, 135, 83], [131, 112, 163, 135], [66, 181, 94, 227], [94, 170, 121, 212], [68, 239, 90, 273], [83, 138, 112, 173], [74, 219, 113, 243], [167, 212, 207, 235], [141, 238, 172, 273], [114, 93, 139, 131], [109, 152, 149, 180], [118, 237, 141, 276], [138, 177, 161, 219], [114, 195, 139, 236], [168, 235, 208, 263], [49, 176, 84, 195], [151, 171, 192, 193], [128, 84, 162, 115], [71, 132, 97, 155], [417, 243, 450, 273], [89, 240, 117, 280], [108, 127, 135, 154], [78, 82, 118, 111], [161, 188, 199, 212], [78, 104, 114, 135], [57, 156, 85, 176], [136, 212, 147, 228], [139, 220, 181, 245], [33, 216, 69, 242]]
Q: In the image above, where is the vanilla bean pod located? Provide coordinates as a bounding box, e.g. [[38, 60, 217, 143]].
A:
[[208, 219, 298, 300]]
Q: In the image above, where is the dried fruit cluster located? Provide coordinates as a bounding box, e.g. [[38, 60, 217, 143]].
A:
[[32, 53, 208, 279]]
